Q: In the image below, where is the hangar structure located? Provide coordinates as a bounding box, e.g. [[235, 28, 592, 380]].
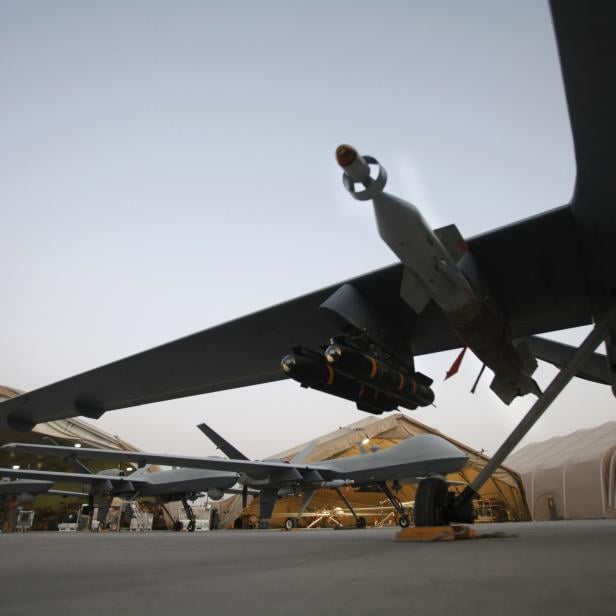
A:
[[217, 413, 530, 528], [0, 386, 137, 451], [1, 385, 142, 530], [506, 422, 616, 521]]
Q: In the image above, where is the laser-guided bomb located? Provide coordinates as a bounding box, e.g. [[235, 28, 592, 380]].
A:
[[336, 145, 541, 405]]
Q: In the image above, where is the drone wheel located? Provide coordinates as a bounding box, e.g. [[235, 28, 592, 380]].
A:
[[414, 477, 448, 527], [284, 518, 295, 531]]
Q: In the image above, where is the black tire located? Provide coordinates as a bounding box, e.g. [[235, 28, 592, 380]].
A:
[[284, 518, 295, 531], [356, 517, 367, 529], [399, 514, 410, 528], [414, 478, 449, 527]]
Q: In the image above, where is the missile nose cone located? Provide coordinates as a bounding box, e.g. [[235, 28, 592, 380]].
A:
[[281, 355, 296, 374], [336, 144, 358, 168], [336, 145, 387, 200], [324, 344, 342, 364]]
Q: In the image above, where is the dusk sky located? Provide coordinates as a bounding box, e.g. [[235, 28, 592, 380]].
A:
[[2, 1, 613, 459]]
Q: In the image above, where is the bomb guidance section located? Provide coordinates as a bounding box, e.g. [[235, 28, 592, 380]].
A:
[[336, 144, 541, 405]]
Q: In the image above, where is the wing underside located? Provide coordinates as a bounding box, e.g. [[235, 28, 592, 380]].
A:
[[0, 467, 125, 485], [1, 444, 328, 480], [0, 204, 590, 429], [2, 4, 609, 429], [0, 479, 53, 495]]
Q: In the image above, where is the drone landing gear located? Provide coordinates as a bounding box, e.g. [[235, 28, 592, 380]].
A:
[[414, 477, 449, 527], [377, 481, 410, 528], [334, 487, 366, 529], [86, 493, 95, 530], [284, 517, 297, 531], [454, 302, 616, 515], [181, 497, 196, 532]]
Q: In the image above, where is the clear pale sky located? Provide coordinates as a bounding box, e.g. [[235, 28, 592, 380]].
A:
[[2, 1, 613, 459]]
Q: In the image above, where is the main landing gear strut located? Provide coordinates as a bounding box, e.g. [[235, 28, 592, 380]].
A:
[[442, 303, 616, 524], [334, 487, 366, 528], [181, 497, 196, 532]]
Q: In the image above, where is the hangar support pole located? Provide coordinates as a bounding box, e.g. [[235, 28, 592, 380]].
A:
[[455, 301, 616, 511]]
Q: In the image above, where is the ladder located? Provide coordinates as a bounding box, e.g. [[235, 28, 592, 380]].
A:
[[128, 501, 153, 532]]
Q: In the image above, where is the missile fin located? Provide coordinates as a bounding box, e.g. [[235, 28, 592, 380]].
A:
[[400, 267, 431, 314], [415, 372, 434, 387], [356, 401, 391, 415], [490, 372, 542, 406], [513, 340, 539, 376], [434, 224, 467, 263]]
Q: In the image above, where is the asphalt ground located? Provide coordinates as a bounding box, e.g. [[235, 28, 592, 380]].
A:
[[1, 520, 615, 616]]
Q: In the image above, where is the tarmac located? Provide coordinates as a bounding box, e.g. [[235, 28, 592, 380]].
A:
[[1, 520, 615, 616]]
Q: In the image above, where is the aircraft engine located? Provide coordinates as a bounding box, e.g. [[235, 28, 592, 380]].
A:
[[207, 487, 224, 501]]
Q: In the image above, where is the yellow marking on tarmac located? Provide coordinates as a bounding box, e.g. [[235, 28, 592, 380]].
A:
[[395, 525, 478, 542]]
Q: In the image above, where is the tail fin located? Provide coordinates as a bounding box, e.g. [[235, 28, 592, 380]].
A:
[[130, 465, 152, 478], [290, 440, 319, 464], [196, 423, 248, 460], [299, 489, 315, 515]]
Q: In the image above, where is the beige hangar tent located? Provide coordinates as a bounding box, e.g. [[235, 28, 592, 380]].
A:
[[1, 385, 146, 530], [0, 385, 138, 453], [506, 422, 616, 521]]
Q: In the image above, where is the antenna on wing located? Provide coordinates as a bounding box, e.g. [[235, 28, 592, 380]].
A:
[[196, 423, 249, 460], [470, 364, 487, 394]]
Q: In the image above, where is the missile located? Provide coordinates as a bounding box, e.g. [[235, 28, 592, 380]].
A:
[[320, 479, 354, 488], [324, 343, 435, 407], [281, 350, 401, 414], [337, 145, 540, 405]]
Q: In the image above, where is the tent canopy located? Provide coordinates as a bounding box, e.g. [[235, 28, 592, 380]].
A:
[[507, 422, 616, 520]]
